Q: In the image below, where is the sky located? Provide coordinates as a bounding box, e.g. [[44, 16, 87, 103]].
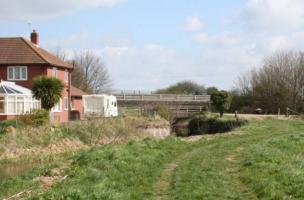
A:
[[1, 0, 304, 91]]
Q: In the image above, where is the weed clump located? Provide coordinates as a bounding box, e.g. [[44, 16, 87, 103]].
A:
[[0, 120, 24, 135], [18, 109, 50, 127]]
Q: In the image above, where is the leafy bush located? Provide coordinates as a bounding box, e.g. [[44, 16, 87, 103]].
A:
[[188, 117, 247, 135], [18, 109, 50, 127]]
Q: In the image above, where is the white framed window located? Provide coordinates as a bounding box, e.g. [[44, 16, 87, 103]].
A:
[[7, 66, 27, 80], [71, 97, 76, 110], [64, 70, 69, 83], [52, 98, 62, 112], [64, 97, 69, 110], [52, 67, 57, 78]]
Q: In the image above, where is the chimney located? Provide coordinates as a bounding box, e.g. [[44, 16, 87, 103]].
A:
[[30, 29, 39, 45]]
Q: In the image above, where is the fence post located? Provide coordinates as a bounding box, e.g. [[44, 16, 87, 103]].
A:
[[278, 108, 280, 119], [235, 110, 239, 121]]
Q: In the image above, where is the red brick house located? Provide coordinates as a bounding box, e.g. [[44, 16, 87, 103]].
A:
[[0, 30, 86, 122]]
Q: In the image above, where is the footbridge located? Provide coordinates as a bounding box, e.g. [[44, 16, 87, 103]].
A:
[[114, 93, 211, 117]]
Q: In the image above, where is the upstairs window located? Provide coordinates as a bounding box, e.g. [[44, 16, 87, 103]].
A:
[[7, 66, 27, 80], [52, 67, 57, 78]]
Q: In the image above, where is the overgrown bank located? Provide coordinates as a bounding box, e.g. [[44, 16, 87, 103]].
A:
[[0, 117, 169, 160]]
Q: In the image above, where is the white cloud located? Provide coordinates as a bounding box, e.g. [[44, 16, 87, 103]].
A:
[[195, 31, 241, 48], [183, 14, 203, 32], [0, 0, 124, 20], [39, 0, 304, 91], [98, 1, 304, 90], [240, 0, 304, 31]]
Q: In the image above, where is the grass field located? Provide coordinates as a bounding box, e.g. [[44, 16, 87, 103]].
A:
[[1, 119, 304, 199]]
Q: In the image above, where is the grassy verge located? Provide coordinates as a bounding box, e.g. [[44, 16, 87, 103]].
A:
[[240, 132, 304, 199], [0, 119, 304, 199]]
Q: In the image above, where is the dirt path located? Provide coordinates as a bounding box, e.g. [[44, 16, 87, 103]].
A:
[[225, 147, 258, 200], [154, 162, 179, 200], [154, 130, 245, 200], [154, 146, 207, 200]]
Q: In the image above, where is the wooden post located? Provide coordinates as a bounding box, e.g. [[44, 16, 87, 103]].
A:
[[235, 110, 239, 121], [278, 108, 280, 119]]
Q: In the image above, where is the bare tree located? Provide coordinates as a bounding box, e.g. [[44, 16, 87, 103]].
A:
[[55, 47, 69, 61], [72, 51, 112, 94], [236, 51, 304, 113], [237, 72, 252, 96], [54, 49, 112, 94]]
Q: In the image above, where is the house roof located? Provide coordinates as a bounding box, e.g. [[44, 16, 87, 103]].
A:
[[71, 85, 87, 97], [0, 81, 33, 95], [0, 37, 73, 69]]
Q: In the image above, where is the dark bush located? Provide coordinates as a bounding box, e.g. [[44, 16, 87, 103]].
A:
[[18, 109, 50, 126], [188, 118, 247, 135], [174, 127, 189, 137]]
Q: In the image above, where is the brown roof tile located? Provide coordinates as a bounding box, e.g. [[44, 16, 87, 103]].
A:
[[71, 85, 87, 97], [0, 37, 73, 69]]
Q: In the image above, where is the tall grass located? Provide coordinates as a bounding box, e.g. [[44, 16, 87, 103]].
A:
[[0, 117, 168, 157]]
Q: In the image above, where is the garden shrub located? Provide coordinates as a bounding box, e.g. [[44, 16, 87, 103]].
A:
[[188, 117, 247, 135], [18, 109, 50, 127]]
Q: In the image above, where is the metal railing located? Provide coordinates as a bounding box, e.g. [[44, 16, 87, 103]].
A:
[[115, 94, 210, 102]]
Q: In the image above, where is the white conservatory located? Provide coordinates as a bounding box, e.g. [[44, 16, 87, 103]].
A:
[[0, 81, 41, 116]]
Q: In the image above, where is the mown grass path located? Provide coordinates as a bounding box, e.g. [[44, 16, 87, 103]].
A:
[[154, 146, 208, 200], [156, 119, 304, 200]]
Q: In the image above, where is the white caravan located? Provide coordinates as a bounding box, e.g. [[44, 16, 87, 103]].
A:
[[83, 95, 118, 118]]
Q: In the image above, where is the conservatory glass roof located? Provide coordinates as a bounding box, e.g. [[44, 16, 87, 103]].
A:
[[0, 81, 32, 95]]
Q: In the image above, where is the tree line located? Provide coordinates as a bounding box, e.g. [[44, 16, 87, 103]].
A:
[[156, 51, 304, 115], [234, 51, 304, 114], [58, 49, 304, 115]]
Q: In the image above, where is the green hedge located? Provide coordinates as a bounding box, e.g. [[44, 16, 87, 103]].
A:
[[188, 118, 247, 135]]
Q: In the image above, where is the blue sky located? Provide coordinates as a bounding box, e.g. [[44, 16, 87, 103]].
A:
[[1, 0, 304, 91]]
